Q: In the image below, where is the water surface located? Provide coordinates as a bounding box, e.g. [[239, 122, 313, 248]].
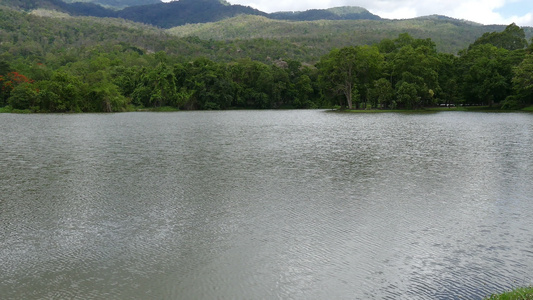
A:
[[1, 111, 532, 299]]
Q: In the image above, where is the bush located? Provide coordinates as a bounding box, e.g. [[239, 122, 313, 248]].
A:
[[8, 83, 38, 110], [500, 96, 523, 110]]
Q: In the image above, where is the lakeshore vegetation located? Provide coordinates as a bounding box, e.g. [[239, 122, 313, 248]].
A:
[[485, 286, 533, 300], [1, 4, 533, 112]]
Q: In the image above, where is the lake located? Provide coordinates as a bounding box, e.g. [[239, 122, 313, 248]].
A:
[[1, 110, 532, 299]]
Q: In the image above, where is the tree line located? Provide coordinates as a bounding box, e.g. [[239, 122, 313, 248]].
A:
[[1, 23, 532, 112]]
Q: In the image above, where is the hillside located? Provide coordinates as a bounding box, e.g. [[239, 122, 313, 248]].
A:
[[1, 0, 117, 17], [117, 0, 266, 28], [1, 0, 384, 28], [61, 0, 160, 10], [1, 0, 532, 58], [167, 14, 533, 54], [270, 6, 381, 21], [0, 6, 315, 63], [4, 0, 532, 55]]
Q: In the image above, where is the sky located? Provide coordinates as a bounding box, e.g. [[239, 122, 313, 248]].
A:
[[222, 0, 533, 26]]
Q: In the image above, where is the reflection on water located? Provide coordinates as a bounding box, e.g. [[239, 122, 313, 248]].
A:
[[1, 111, 533, 299]]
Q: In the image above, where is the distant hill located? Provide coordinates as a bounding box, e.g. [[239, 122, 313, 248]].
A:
[[117, 0, 267, 28], [1, 0, 384, 28], [0, 5, 317, 63], [61, 0, 160, 10], [2, 0, 532, 56], [167, 14, 533, 54], [1, 0, 116, 17], [270, 6, 381, 21]]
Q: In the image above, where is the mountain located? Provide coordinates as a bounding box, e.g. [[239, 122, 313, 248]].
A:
[[1, 0, 383, 28], [117, 0, 267, 28], [0, 5, 316, 64], [1, 0, 116, 17], [270, 6, 381, 21], [2, 0, 532, 56], [167, 14, 533, 54], [61, 0, 160, 10]]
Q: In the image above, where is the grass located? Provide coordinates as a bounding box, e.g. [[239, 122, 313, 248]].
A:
[[133, 106, 181, 112], [485, 287, 533, 300], [0, 106, 33, 113], [148, 106, 180, 112], [0, 106, 12, 113]]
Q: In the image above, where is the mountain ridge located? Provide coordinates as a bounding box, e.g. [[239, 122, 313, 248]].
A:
[[0, 0, 390, 27], [166, 14, 532, 54], [61, 0, 160, 10], [2, 0, 531, 56]]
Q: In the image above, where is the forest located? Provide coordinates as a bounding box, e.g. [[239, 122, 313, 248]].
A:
[[1, 4, 533, 112]]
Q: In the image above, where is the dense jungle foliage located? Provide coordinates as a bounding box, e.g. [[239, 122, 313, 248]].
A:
[[1, 5, 533, 112]]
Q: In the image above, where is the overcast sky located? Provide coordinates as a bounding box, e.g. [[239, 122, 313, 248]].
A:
[[223, 0, 533, 26]]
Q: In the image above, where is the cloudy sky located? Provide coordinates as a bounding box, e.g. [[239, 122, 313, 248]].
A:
[[224, 0, 533, 26]]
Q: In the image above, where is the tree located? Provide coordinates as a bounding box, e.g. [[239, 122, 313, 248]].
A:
[[88, 81, 129, 112], [317, 45, 383, 109], [436, 53, 459, 106], [0, 61, 11, 76], [387, 44, 440, 108], [511, 54, 533, 106], [471, 23, 527, 51], [36, 71, 84, 112], [379, 34, 441, 109], [8, 82, 39, 110], [229, 58, 274, 109], [317, 47, 358, 109], [1, 71, 34, 107], [131, 63, 181, 108], [396, 81, 419, 109], [459, 44, 514, 106], [369, 78, 394, 109]]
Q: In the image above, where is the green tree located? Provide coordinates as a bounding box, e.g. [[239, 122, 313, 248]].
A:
[[318, 45, 383, 109], [88, 80, 129, 112], [387, 44, 440, 108], [369, 78, 394, 109], [37, 71, 83, 112], [511, 53, 533, 106], [1, 71, 34, 107], [436, 53, 459, 106], [229, 58, 274, 109], [318, 47, 359, 109], [471, 23, 528, 51], [459, 44, 514, 106], [8, 82, 38, 110], [187, 58, 235, 110], [0, 61, 11, 76], [396, 81, 419, 109], [132, 63, 181, 108]]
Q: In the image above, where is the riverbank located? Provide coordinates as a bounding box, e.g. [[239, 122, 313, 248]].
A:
[[335, 105, 533, 113], [2, 105, 533, 114], [485, 286, 533, 299], [0, 105, 180, 114]]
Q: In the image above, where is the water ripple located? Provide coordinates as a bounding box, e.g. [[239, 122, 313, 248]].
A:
[[1, 111, 533, 299]]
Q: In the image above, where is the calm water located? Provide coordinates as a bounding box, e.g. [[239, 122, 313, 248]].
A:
[[1, 110, 533, 299]]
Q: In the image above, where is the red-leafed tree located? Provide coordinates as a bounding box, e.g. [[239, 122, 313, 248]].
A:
[[1, 71, 36, 107]]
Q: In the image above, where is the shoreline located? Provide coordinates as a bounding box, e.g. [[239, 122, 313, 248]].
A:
[[485, 286, 533, 299], [2, 105, 533, 114]]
